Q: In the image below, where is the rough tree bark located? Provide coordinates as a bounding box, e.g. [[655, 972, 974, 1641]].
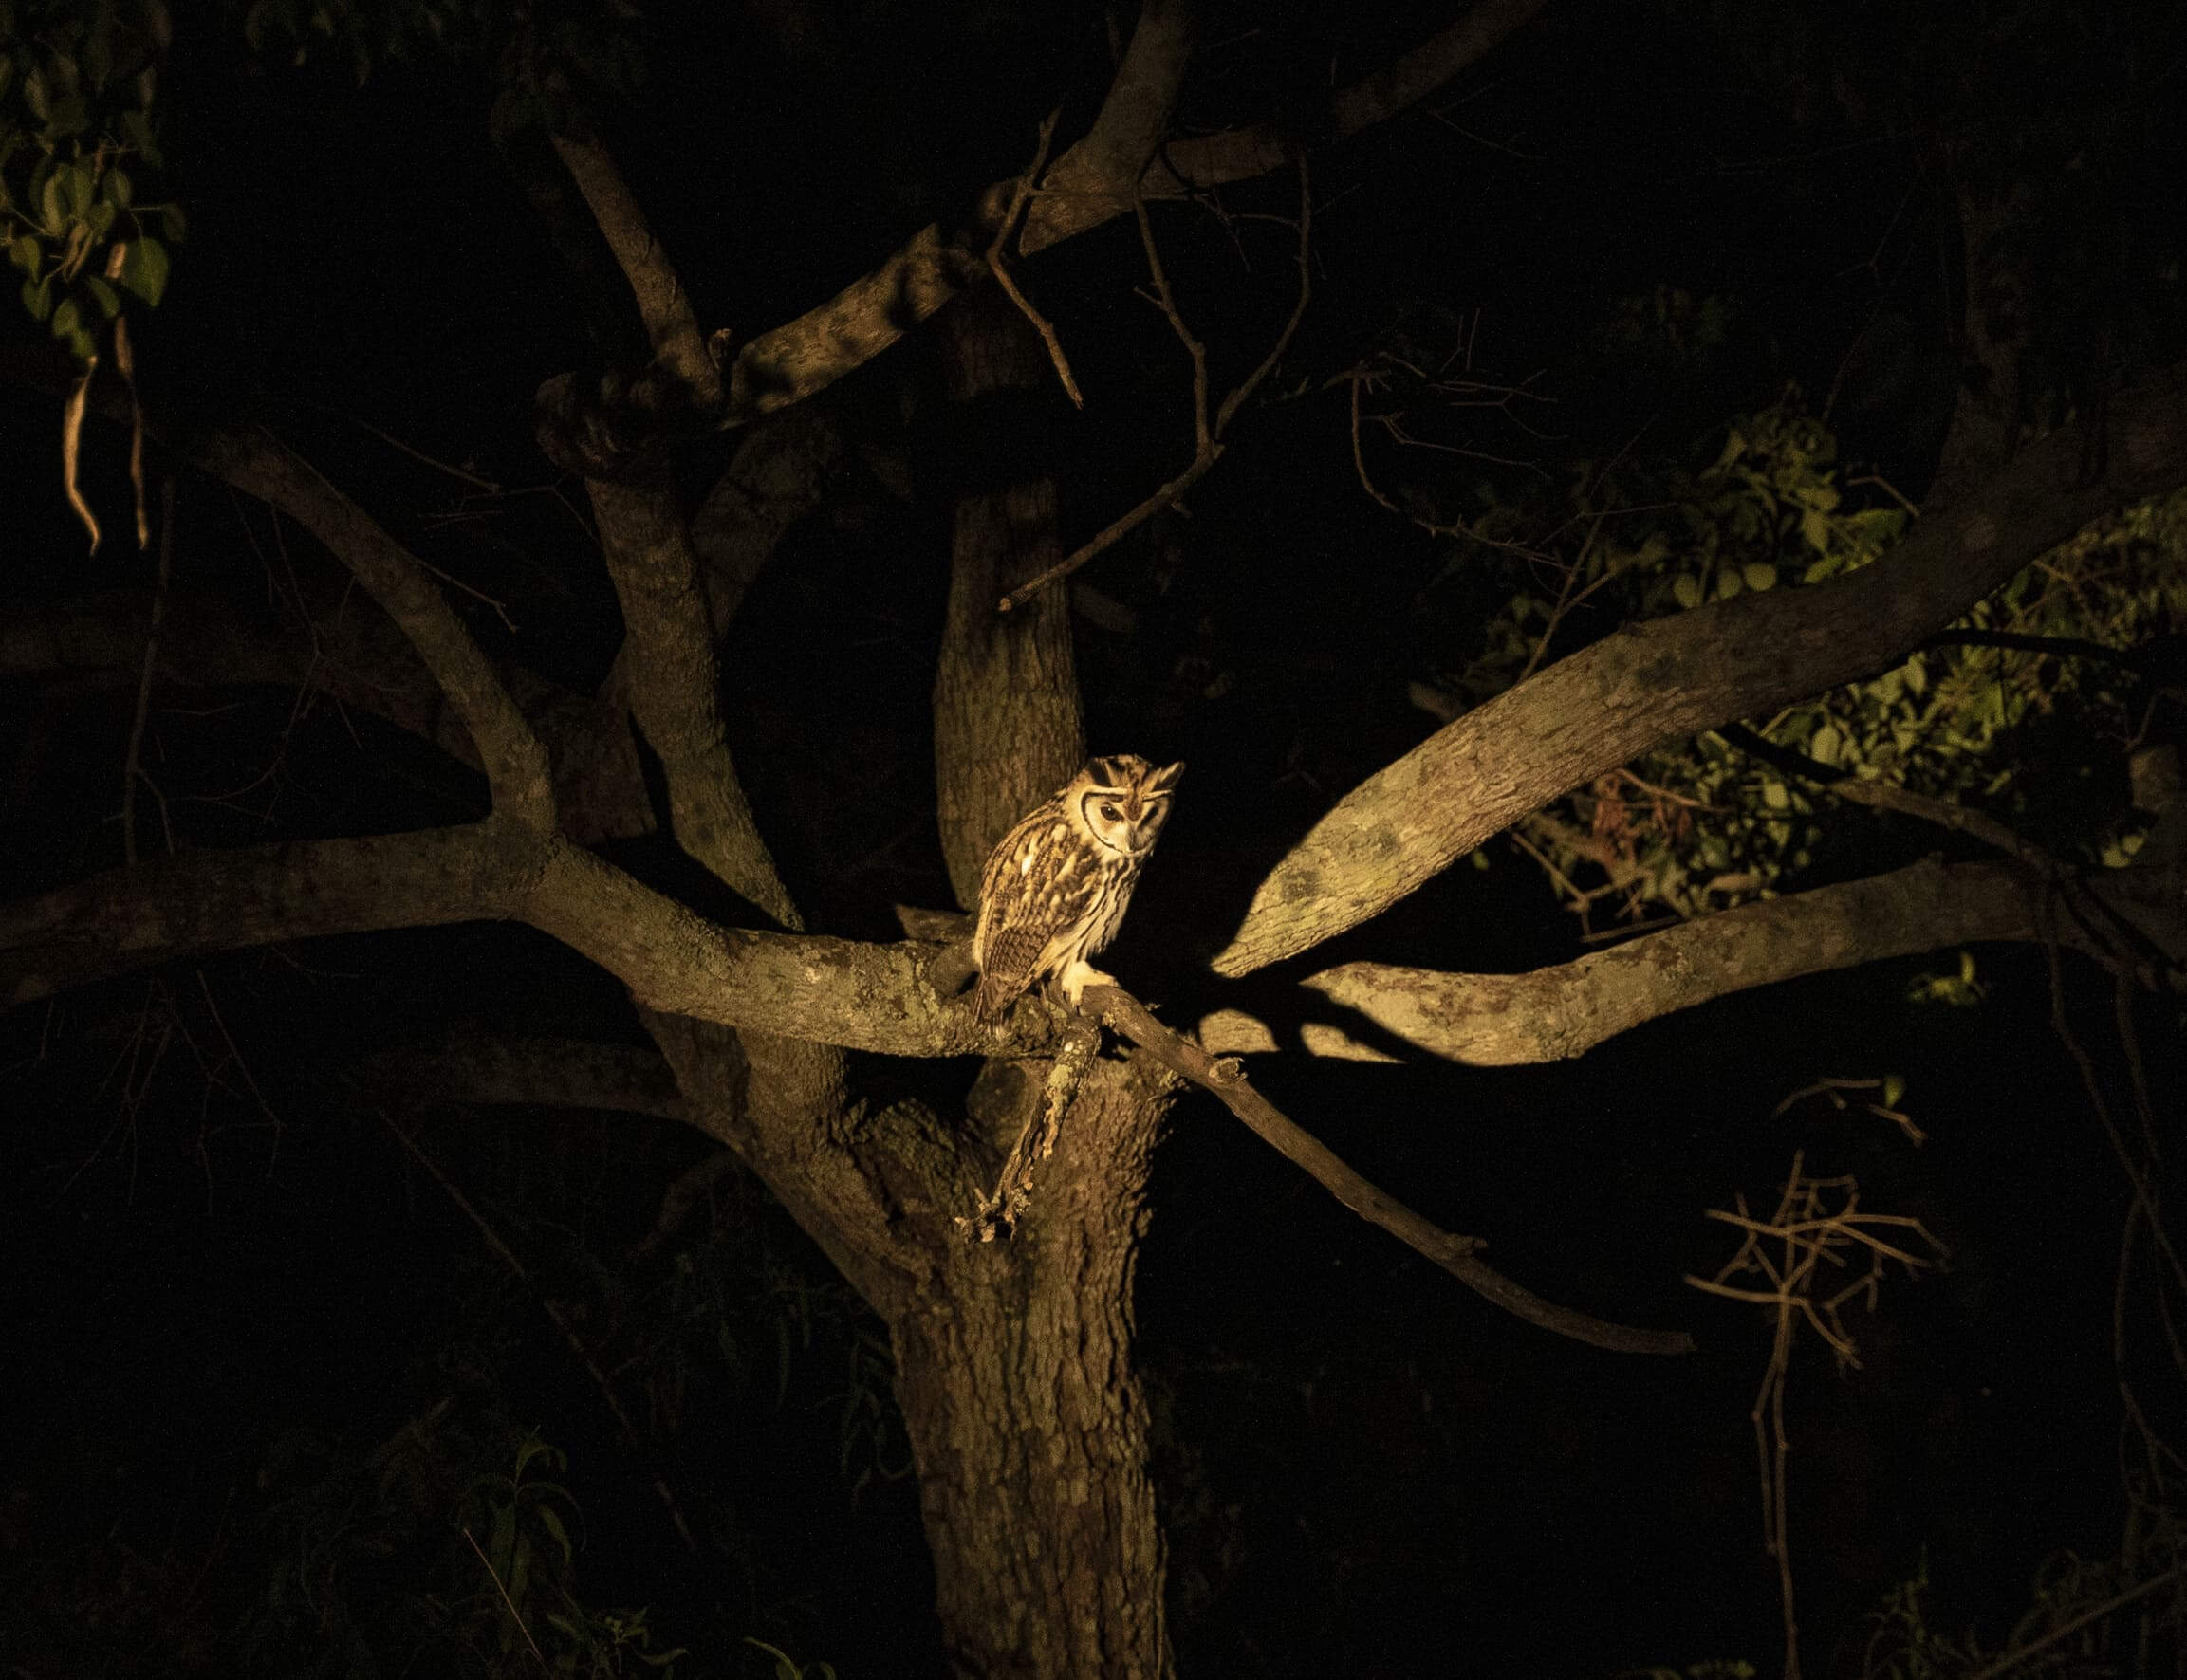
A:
[[893, 1056, 1177, 1680]]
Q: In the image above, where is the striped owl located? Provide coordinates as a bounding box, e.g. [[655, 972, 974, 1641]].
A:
[[972, 754, 1185, 1019]]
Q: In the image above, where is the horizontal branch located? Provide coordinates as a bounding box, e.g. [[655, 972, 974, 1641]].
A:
[[1263, 857, 2106, 1067], [1090, 984, 1692, 1355], [1, 822, 1021, 1060], [1211, 360, 2187, 975], [1, 822, 532, 1007]]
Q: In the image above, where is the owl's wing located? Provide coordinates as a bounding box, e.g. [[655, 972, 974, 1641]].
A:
[[973, 808, 1096, 1020], [972, 814, 1050, 1019]]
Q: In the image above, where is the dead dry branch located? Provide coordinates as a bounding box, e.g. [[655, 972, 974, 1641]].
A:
[[1687, 1151, 1947, 1680]]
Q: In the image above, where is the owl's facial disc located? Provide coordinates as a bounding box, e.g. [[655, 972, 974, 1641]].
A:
[[1080, 787, 1170, 855]]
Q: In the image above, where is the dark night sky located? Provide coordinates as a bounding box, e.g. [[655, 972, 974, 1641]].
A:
[[3, 2, 2182, 1675]]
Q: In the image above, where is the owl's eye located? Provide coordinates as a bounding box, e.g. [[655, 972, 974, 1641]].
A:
[[1100, 803, 1121, 822]]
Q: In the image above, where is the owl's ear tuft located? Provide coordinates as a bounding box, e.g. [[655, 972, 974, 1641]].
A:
[[1152, 761, 1185, 791]]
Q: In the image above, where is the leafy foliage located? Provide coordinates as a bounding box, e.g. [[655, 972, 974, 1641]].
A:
[[0, 0, 179, 363], [1419, 392, 2187, 931]]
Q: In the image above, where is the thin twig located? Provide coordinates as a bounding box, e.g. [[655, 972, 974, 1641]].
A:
[[316, 403, 503, 493], [121, 478, 176, 868], [1087, 983, 1694, 1357], [1965, 1560, 2187, 1680], [1214, 155, 1311, 436], [997, 157, 1314, 614], [460, 1524, 548, 1670], [986, 110, 1084, 409], [1714, 721, 2068, 874]]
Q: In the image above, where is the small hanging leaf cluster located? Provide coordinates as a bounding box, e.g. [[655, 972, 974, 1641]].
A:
[[1423, 397, 2187, 931], [1, 0, 180, 364]]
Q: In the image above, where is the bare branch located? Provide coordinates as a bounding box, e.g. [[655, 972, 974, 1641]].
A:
[[548, 121, 720, 403], [0, 823, 1025, 1060], [687, 406, 847, 637], [1259, 857, 2120, 1068], [0, 822, 534, 1007], [1212, 359, 2187, 975], [997, 158, 1312, 615], [1088, 984, 1694, 1357], [717, 0, 1539, 424], [588, 470, 804, 927], [986, 111, 1084, 409], [1034, 0, 1198, 220], [183, 425, 555, 825]]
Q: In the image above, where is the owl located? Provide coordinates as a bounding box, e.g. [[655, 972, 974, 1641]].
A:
[[971, 754, 1185, 1020]]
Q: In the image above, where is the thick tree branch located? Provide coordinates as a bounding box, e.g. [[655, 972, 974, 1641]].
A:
[[0, 822, 533, 1006], [1231, 857, 2122, 1068], [1031, 0, 1197, 222], [718, 0, 1543, 424], [0, 823, 1023, 1059], [588, 470, 804, 927], [179, 426, 556, 826], [1211, 360, 2187, 975], [548, 122, 720, 403], [1088, 984, 1693, 1356]]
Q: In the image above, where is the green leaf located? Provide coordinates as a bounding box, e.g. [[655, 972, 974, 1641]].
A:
[[158, 203, 186, 242], [39, 173, 66, 232], [46, 91, 89, 138], [59, 163, 94, 220], [1671, 573, 1703, 610], [83, 275, 119, 319], [20, 273, 54, 323], [535, 1503, 572, 1565], [118, 235, 168, 305], [1902, 656, 1926, 697], [8, 236, 40, 277], [1742, 562, 1776, 592], [49, 295, 80, 340], [1808, 724, 1841, 766], [1881, 1074, 1906, 1108], [1761, 779, 1788, 809], [1716, 568, 1743, 600], [63, 323, 96, 363], [105, 168, 134, 209]]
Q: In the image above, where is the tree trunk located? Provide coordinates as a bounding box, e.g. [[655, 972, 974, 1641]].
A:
[[888, 1055, 1177, 1679], [931, 284, 1086, 909]]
